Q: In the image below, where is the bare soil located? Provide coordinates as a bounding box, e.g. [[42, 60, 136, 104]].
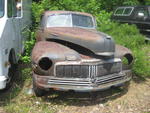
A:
[[0, 108, 5, 113]]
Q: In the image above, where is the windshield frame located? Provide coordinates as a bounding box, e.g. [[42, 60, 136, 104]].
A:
[[46, 13, 96, 29], [0, 0, 5, 18]]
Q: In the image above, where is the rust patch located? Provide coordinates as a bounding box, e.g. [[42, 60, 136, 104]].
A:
[[115, 45, 132, 58], [32, 41, 80, 64], [44, 27, 102, 41]]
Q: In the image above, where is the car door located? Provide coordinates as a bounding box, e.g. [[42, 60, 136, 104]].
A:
[[133, 7, 150, 37], [6, 0, 19, 52], [13, 1, 23, 55], [12, 0, 21, 56]]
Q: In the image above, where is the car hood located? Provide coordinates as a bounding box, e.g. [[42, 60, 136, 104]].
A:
[[44, 27, 115, 56]]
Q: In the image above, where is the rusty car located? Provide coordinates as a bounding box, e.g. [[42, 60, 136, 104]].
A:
[[31, 11, 133, 97]]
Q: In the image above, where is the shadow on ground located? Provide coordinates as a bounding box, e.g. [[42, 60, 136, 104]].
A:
[[41, 82, 130, 106], [41, 74, 150, 107], [132, 73, 150, 84]]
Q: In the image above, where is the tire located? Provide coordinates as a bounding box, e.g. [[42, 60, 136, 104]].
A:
[[5, 52, 18, 90], [32, 77, 47, 97], [5, 64, 17, 90]]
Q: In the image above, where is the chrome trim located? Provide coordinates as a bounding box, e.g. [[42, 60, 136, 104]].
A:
[[48, 72, 125, 86], [81, 58, 101, 62], [89, 65, 91, 78], [145, 37, 150, 41], [54, 58, 122, 77], [114, 7, 134, 16], [96, 52, 114, 56], [44, 70, 132, 91]]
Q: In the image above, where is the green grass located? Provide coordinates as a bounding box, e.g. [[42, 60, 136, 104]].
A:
[[1, 67, 59, 113], [132, 44, 150, 76]]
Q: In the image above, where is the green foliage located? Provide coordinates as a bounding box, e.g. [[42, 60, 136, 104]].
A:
[[100, 0, 140, 11], [96, 10, 112, 25], [99, 23, 145, 49], [21, 32, 35, 63], [122, 0, 140, 5], [144, 0, 150, 5], [132, 47, 150, 76]]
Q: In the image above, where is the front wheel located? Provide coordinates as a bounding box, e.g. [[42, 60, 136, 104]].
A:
[[5, 63, 17, 90]]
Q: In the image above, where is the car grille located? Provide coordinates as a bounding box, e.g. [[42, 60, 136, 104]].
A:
[[55, 62, 122, 78]]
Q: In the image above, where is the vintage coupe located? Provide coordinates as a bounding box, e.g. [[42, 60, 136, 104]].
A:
[[31, 11, 133, 96]]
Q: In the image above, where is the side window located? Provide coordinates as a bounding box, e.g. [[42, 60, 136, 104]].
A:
[[0, 0, 4, 18], [114, 8, 125, 15], [72, 14, 94, 28], [114, 7, 133, 16], [7, 0, 17, 18], [124, 8, 133, 15], [7, 0, 13, 18]]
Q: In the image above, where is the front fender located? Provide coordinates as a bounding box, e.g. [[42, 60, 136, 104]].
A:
[[115, 45, 134, 68], [31, 41, 80, 64]]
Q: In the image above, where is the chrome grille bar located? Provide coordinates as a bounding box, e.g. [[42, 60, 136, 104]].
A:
[[55, 60, 122, 78]]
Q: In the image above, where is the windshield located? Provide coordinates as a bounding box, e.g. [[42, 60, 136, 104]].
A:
[[47, 14, 72, 27], [0, 0, 4, 18], [47, 13, 94, 28]]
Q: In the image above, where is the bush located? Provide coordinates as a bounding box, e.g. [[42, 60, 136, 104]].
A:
[[133, 47, 150, 76], [99, 23, 145, 48], [21, 31, 35, 63]]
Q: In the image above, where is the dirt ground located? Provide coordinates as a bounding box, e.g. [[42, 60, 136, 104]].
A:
[[0, 108, 5, 113]]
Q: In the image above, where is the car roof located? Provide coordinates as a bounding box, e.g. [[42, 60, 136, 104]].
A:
[[43, 11, 93, 17]]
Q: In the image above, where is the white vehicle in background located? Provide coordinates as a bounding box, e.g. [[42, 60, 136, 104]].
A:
[[0, 0, 32, 89]]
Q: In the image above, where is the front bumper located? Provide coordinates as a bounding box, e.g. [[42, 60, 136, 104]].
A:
[[33, 70, 132, 92]]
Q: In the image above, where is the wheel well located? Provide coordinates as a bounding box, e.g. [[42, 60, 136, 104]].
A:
[[124, 54, 133, 65]]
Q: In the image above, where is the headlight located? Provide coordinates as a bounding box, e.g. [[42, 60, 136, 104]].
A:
[[38, 57, 53, 71]]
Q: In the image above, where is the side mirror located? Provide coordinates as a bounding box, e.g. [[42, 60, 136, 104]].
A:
[[138, 12, 144, 17]]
